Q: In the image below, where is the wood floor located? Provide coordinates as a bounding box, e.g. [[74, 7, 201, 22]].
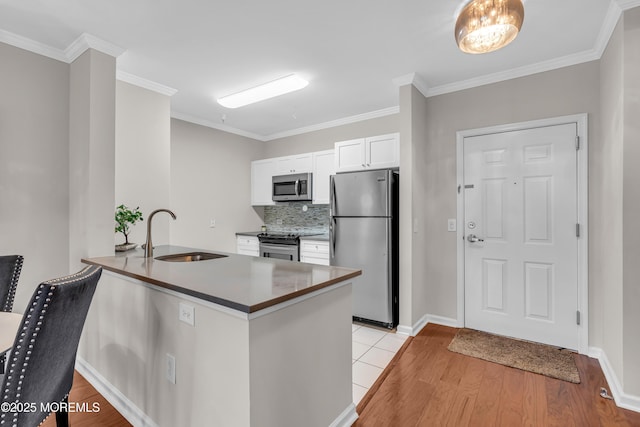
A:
[[39, 325, 640, 426], [355, 323, 640, 427], [40, 371, 131, 427]]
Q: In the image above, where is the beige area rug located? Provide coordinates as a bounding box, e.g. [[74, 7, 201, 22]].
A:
[[448, 328, 580, 384]]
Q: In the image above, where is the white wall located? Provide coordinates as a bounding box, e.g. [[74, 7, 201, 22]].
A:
[[115, 81, 172, 247], [170, 119, 265, 253], [0, 42, 70, 313]]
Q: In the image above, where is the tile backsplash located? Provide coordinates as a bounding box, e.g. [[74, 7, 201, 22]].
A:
[[263, 202, 329, 234]]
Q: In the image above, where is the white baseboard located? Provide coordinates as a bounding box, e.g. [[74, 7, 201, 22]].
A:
[[397, 313, 458, 337], [75, 357, 159, 427], [588, 347, 640, 413], [77, 357, 361, 426], [329, 403, 358, 427]]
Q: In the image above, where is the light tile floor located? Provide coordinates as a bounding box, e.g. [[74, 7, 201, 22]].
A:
[[352, 323, 409, 405]]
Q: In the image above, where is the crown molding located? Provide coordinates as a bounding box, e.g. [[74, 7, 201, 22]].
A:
[[65, 33, 125, 62], [0, 30, 125, 63], [263, 106, 400, 141], [116, 71, 178, 97], [0, 29, 68, 62], [170, 111, 266, 141], [392, 72, 429, 98], [427, 47, 601, 97], [617, 0, 640, 10], [594, 0, 624, 56], [171, 106, 400, 142]]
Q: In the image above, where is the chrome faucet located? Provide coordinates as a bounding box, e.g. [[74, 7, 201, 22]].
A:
[[144, 209, 177, 258]]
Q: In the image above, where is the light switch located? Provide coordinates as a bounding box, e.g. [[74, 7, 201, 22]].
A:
[[447, 219, 457, 232]]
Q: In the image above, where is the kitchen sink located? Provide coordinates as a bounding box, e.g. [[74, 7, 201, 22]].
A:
[[155, 252, 228, 262]]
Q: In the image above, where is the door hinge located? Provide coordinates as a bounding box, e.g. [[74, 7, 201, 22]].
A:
[[576, 223, 580, 237], [576, 310, 581, 325], [576, 136, 580, 150]]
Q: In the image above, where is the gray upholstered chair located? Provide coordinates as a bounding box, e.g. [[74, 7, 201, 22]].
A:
[[0, 265, 102, 427], [0, 255, 24, 374], [0, 255, 23, 313]]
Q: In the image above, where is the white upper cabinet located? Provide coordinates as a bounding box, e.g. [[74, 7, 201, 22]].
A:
[[275, 153, 312, 175], [312, 150, 335, 205], [251, 159, 276, 206], [250, 151, 334, 206], [334, 138, 365, 172], [334, 133, 399, 173], [366, 133, 400, 169]]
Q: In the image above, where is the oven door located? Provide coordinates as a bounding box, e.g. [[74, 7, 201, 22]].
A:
[[259, 242, 299, 261]]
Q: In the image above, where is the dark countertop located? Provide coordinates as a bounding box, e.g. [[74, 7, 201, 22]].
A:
[[299, 234, 329, 242], [235, 231, 262, 237], [82, 245, 360, 314]]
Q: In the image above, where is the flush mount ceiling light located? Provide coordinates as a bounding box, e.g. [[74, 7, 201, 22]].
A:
[[455, 0, 524, 54], [217, 74, 309, 109]]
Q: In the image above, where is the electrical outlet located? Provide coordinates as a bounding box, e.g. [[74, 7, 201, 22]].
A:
[[276, 218, 283, 225], [179, 302, 195, 326], [447, 219, 457, 232], [209, 219, 216, 228], [166, 353, 176, 384]]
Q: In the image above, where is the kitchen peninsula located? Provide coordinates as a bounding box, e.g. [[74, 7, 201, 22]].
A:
[[80, 246, 361, 427]]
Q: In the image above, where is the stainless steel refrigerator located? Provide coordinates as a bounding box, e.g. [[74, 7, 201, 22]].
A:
[[330, 169, 399, 328]]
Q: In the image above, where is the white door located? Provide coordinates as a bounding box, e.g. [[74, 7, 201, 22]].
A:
[[464, 123, 579, 349]]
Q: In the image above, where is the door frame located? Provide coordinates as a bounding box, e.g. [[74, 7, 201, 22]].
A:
[[455, 114, 589, 354]]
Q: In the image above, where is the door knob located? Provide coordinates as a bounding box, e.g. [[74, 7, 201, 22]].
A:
[[467, 234, 484, 243]]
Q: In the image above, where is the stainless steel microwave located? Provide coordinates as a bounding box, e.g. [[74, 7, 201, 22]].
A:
[[272, 173, 313, 202]]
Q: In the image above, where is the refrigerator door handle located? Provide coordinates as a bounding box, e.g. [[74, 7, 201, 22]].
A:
[[330, 216, 337, 257], [330, 176, 336, 215]]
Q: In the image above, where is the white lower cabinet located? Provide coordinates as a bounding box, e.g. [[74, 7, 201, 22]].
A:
[[236, 236, 259, 257], [300, 240, 329, 266]]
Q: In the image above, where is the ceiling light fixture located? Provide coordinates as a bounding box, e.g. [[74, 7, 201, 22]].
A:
[[455, 0, 524, 54], [217, 74, 309, 109]]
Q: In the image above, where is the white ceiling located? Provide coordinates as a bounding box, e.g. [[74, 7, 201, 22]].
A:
[[0, 0, 631, 140]]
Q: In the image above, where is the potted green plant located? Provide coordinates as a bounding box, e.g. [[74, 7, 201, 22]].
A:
[[115, 204, 144, 252]]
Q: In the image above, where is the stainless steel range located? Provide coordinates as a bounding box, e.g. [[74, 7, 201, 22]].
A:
[[257, 232, 319, 261], [257, 232, 301, 261]]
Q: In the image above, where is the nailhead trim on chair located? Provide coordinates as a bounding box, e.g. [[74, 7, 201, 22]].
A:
[[2, 256, 23, 313], [0, 265, 96, 427]]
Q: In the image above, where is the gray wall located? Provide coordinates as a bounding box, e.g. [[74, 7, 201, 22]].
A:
[[263, 113, 399, 157], [621, 7, 640, 396], [115, 81, 172, 247], [68, 49, 116, 272], [597, 5, 640, 397], [598, 15, 625, 389], [419, 62, 600, 325], [409, 86, 430, 327], [0, 43, 70, 312], [170, 119, 265, 252]]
